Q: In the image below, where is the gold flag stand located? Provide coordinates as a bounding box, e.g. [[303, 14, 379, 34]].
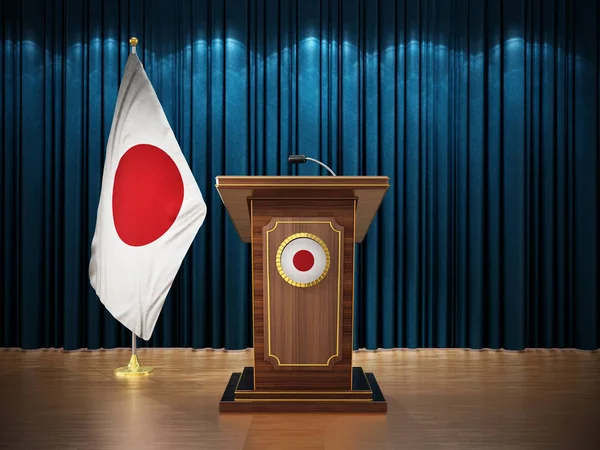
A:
[[115, 331, 153, 377], [113, 37, 154, 378]]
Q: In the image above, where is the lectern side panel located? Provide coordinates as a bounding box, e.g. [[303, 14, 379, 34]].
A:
[[251, 198, 355, 391]]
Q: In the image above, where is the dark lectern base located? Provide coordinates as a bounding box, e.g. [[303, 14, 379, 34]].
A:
[[219, 367, 387, 413]]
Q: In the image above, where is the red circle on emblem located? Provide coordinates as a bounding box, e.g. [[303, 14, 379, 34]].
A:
[[293, 250, 315, 272], [112, 144, 184, 246]]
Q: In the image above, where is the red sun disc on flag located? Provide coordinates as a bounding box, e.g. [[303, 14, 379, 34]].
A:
[[112, 144, 184, 247], [276, 233, 330, 287]]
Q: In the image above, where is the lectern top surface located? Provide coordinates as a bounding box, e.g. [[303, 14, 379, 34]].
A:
[[215, 175, 389, 243], [215, 175, 388, 186]]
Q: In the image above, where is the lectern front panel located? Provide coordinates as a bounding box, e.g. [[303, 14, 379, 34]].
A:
[[262, 217, 344, 370], [251, 198, 355, 391]]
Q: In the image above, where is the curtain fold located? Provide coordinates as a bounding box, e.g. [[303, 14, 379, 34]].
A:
[[1, 0, 598, 350]]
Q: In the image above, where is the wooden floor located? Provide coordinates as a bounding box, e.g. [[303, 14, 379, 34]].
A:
[[0, 348, 598, 449]]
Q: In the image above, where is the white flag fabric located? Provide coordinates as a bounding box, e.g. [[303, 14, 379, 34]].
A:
[[89, 53, 206, 340]]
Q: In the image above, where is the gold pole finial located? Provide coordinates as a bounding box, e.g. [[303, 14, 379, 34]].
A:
[[129, 37, 138, 46]]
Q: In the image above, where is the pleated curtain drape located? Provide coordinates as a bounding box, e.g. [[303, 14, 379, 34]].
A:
[[1, 0, 598, 350]]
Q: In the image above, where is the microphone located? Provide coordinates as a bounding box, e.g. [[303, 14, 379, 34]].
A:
[[288, 155, 337, 176]]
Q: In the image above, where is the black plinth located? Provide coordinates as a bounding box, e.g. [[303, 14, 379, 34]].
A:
[[219, 367, 387, 413]]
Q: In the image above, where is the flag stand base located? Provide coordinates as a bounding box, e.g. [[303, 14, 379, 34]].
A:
[[114, 354, 153, 377]]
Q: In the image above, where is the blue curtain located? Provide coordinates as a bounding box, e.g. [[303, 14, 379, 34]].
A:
[[1, 0, 598, 350]]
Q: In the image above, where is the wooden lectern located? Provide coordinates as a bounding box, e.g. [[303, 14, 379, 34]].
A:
[[216, 176, 388, 412]]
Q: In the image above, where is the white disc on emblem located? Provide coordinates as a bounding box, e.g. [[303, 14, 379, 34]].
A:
[[277, 235, 330, 287]]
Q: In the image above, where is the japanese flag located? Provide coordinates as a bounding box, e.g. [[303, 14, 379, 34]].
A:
[[89, 53, 206, 341]]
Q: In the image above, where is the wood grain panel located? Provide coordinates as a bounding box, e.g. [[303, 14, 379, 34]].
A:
[[262, 218, 343, 370], [252, 198, 355, 391], [1, 349, 599, 449], [233, 392, 372, 400], [0, 348, 600, 450], [216, 175, 388, 187]]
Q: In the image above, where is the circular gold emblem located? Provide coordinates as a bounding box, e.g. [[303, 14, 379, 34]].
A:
[[275, 233, 330, 288]]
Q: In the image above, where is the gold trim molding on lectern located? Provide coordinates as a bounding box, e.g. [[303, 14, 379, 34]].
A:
[[265, 220, 342, 368]]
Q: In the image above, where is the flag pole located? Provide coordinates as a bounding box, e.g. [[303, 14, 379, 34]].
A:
[[113, 36, 154, 379]]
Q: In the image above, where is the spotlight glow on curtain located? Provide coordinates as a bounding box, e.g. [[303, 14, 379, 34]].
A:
[[1, 0, 598, 350]]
